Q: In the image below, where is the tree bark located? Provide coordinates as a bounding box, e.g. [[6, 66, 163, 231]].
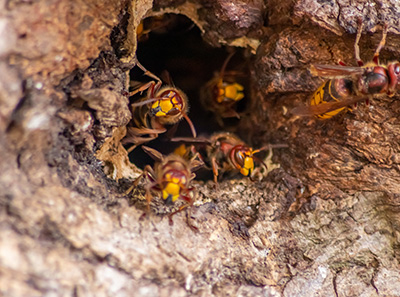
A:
[[1, 0, 400, 296]]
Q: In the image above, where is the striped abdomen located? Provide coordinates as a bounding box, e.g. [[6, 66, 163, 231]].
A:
[[310, 78, 354, 119]]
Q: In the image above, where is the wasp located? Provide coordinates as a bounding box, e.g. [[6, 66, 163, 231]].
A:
[[205, 132, 264, 183], [124, 62, 197, 152], [292, 21, 400, 119], [172, 132, 286, 184], [132, 146, 203, 228], [200, 52, 245, 125]]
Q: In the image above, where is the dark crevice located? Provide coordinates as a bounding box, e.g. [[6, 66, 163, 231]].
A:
[[126, 14, 251, 173]]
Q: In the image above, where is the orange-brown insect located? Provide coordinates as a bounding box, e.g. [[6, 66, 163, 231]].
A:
[[133, 146, 203, 227], [200, 52, 245, 125], [172, 132, 283, 184], [292, 21, 400, 119], [124, 62, 197, 152]]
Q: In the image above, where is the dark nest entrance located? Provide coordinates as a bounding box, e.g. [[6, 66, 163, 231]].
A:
[[126, 14, 252, 174]]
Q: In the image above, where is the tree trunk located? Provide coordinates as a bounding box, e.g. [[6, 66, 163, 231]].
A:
[[1, 0, 399, 296]]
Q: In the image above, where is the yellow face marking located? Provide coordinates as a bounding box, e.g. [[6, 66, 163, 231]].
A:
[[151, 92, 182, 117], [217, 82, 245, 103], [162, 182, 181, 202], [161, 173, 187, 202], [171, 96, 179, 105], [239, 155, 254, 176], [225, 83, 244, 101]]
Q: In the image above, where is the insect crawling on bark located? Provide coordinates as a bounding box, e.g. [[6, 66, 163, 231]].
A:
[[172, 132, 287, 184], [130, 146, 203, 229], [123, 61, 197, 153], [292, 21, 400, 119]]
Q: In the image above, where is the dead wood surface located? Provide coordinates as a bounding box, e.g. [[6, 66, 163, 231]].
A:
[[1, 0, 400, 297]]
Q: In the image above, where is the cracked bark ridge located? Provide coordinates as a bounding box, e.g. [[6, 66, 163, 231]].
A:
[[153, 0, 187, 10], [254, 26, 356, 94], [295, 0, 400, 35], [198, 0, 266, 46]]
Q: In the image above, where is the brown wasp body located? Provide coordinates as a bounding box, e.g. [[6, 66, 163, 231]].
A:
[[124, 62, 196, 152], [292, 22, 400, 119], [206, 133, 262, 183], [173, 132, 273, 184], [133, 146, 203, 226], [200, 52, 245, 125]]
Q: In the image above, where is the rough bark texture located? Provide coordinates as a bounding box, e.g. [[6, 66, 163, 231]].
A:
[[1, 0, 400, 297]]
